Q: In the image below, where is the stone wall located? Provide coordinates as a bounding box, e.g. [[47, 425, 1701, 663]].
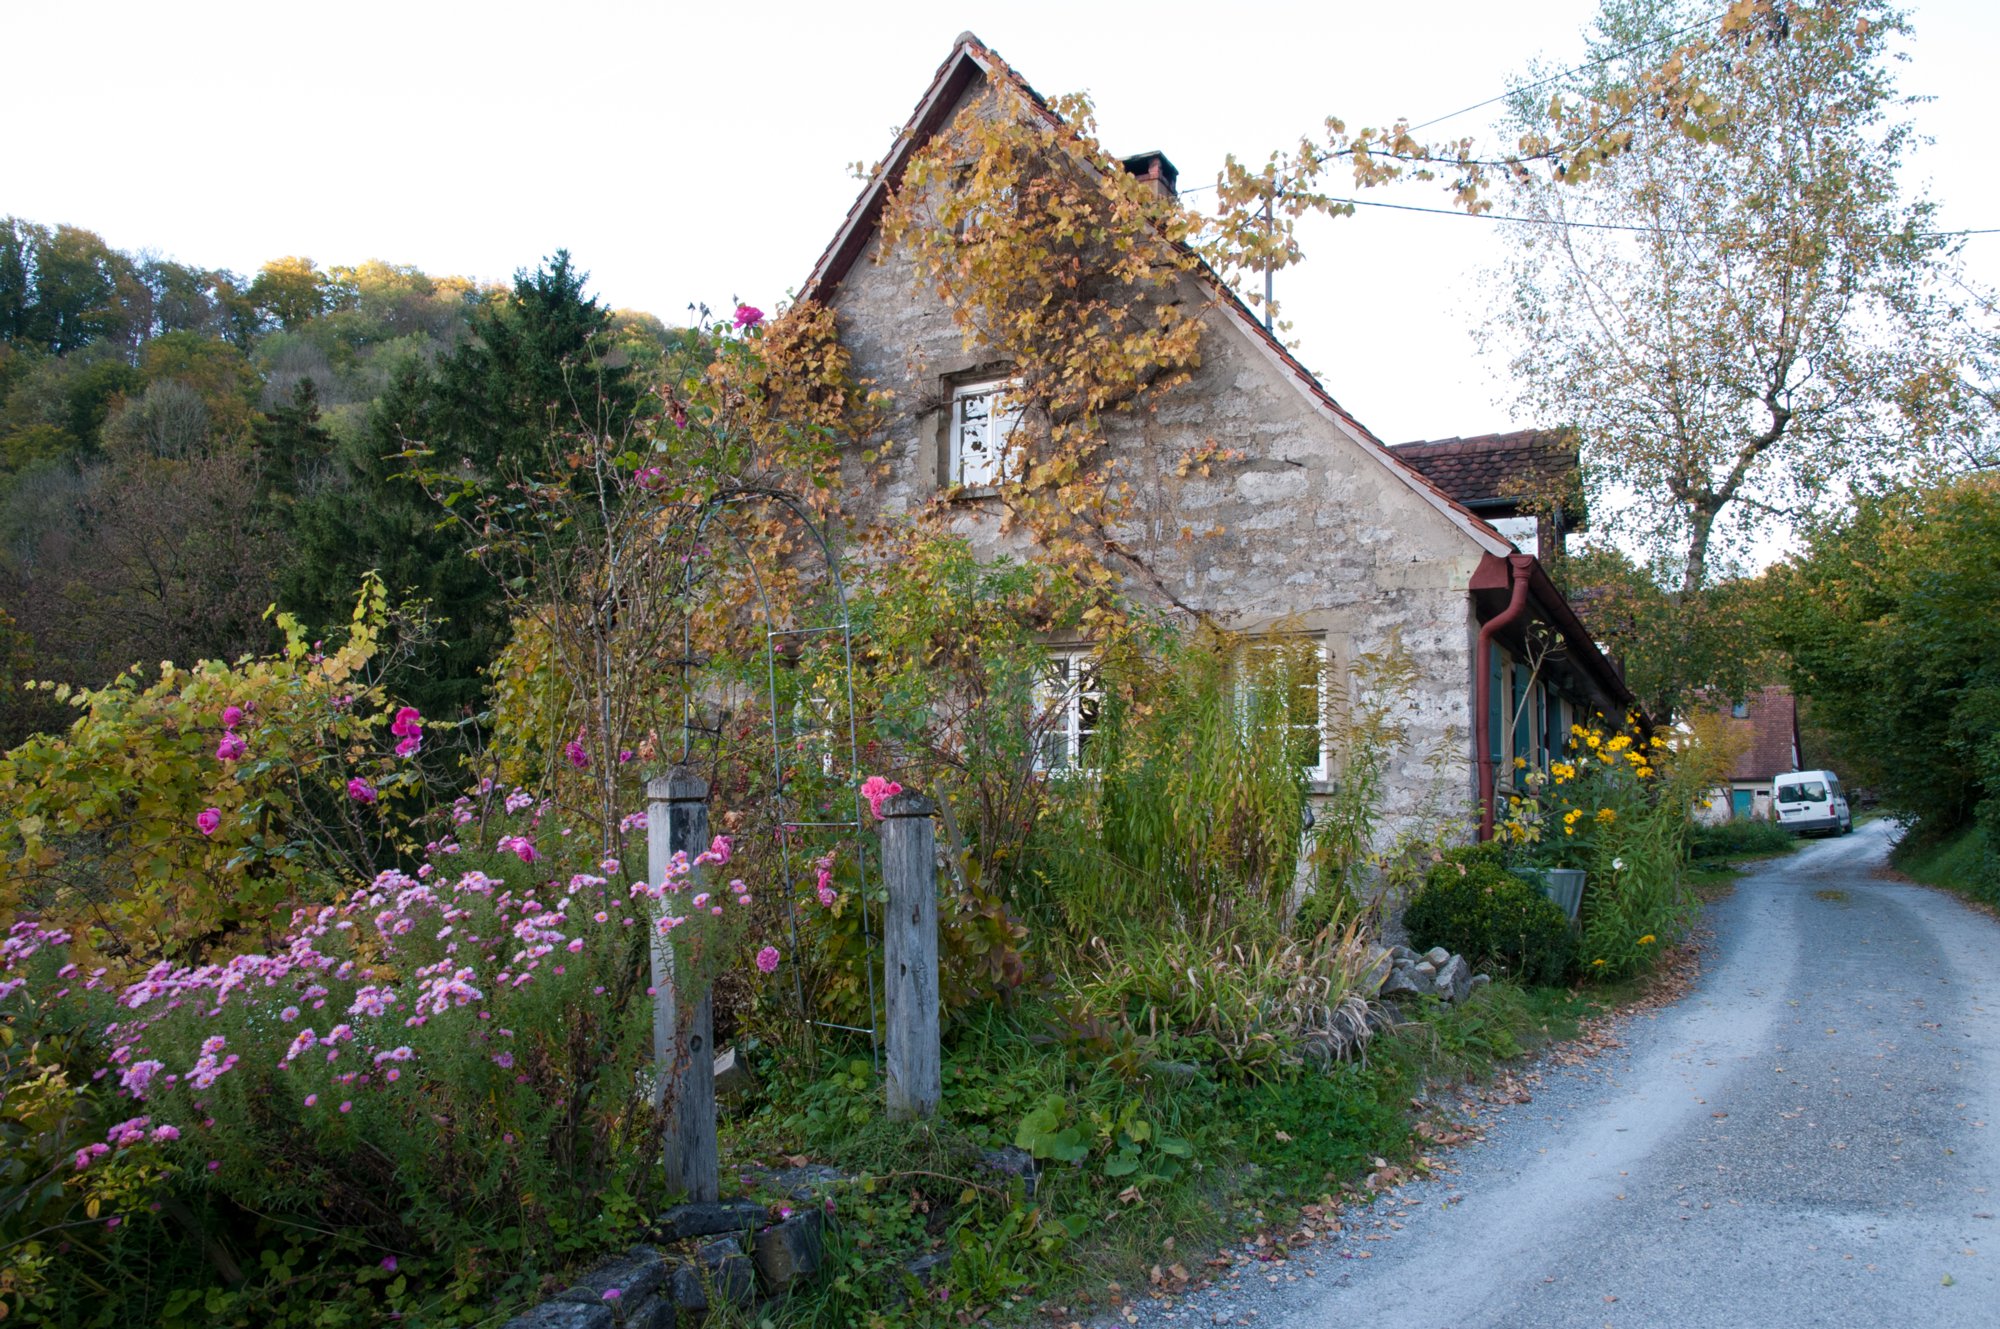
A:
[[823, 77, 1502, 835]]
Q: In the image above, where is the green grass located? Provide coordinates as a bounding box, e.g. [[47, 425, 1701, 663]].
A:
[[1895, 822, 1999, 908], [720, 980, 1596, 1327]]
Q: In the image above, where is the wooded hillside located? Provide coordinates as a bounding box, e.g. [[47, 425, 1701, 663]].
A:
[[0, 218, 683, 745]]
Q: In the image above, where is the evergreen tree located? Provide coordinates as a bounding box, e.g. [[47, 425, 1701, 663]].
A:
[[281, 252, 637, 718]]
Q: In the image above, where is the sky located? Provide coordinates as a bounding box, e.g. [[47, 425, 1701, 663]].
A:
[[6, 0, 1999, 452]]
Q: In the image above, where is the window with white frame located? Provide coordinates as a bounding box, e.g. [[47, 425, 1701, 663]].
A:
[[1241, 636, 1330, 782], [1036, 649, 1101, 773], [950, 379, 1022, 489]]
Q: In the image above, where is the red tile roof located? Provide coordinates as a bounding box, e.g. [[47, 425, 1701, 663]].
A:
[[1389, 430, 1580, 513]]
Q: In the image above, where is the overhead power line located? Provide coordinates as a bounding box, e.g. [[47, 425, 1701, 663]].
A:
[[1179, 6, 1727, 199], [1314, 193, 2000, 240]]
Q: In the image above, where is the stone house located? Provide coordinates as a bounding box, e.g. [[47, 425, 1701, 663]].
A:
[[803, 33, 1636, 839]]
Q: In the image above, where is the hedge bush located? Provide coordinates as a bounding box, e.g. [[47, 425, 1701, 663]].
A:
[[1403, 851, 1576, 986], [1688, 818, 1794, 860]]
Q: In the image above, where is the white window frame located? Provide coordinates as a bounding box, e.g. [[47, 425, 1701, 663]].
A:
[[1240, 635, 1331, 784], [949, 378, 1022, 490], [1034, 647, 1101, 774]]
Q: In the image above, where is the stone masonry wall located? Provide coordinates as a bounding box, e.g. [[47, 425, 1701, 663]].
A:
[[823, 80, 1491, 834]]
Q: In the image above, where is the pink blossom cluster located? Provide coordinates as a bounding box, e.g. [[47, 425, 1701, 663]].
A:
[[860, 776, 903, 820], [390, 706, 424, 758]]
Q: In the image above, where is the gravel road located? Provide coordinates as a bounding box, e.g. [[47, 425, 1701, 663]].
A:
[[1100, 819, 2000, 1329]]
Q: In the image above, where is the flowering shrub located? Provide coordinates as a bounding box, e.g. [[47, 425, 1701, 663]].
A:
[[1, 789, 694, 1322], [0, 577, 432, 977], [1499, 714, 1720, 979]]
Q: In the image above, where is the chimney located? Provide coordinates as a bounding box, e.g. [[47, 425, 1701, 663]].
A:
[[1120, 150, 1180, 201]]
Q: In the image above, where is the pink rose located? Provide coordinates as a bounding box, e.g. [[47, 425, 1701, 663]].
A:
[[215, 733, 247, 762], [860, 775, 904, 820], [347, 778, 377, 804], [732, 303, 764, 331], [565, 737, 590, 770], [196, 807, 222, 837], [221, 705, 244, 730], [754, 946, 781, 974]]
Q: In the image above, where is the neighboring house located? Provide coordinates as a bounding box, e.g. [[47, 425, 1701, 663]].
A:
[[1388, 430, 1586, 565], [804, 32, 1637, 839], [1699, 685, 1803, 823]]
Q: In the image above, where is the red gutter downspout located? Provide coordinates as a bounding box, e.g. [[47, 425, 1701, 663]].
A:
[[1475, 553, 1535, 841]]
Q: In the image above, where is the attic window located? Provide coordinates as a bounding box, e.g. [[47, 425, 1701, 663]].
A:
[[950, 379, 1021, 489]]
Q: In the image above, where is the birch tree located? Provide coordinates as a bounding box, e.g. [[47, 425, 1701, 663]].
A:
[[1491, 0, 1960, 594]]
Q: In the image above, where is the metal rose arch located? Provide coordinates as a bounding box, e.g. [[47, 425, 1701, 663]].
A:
[[644, 484, 885, 1201]]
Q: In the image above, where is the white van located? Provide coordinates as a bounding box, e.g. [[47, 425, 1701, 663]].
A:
[[1772, 769, 1851, 837]]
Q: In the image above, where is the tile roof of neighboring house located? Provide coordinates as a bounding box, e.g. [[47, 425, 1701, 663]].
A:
[[1389, 430, 1581, 516], [1722, 686, 1800, 781], [798, 31, 1514, 560]]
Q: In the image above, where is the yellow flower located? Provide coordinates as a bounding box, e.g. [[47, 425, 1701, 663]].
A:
[[1564, 827, 1575, 836], [1638, 934, 1656, 945], [1607, 735, 1631, 753], [1571, 724, 1585, 738], [1586, 734, 1601, 749], [1591, 958, 1607, 967], [1635, 765, 1654, 778], [1564, 809, 1581, 824], [1514, 756, 1527, 769], [1595, 807, 1617, 824]]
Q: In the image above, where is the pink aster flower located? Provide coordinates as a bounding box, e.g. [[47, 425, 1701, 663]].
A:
[[196, 807, 222, 837], [732, 303, 764, 330], [755, 946, 781, 974]]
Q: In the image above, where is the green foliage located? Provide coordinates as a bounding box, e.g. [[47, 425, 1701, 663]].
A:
[[1687, 818, 1793, 861], [1060, 923, 1377, 1079], [0, 578, 421, 974], [1893, 822, 1998, 908], [2, 797, 668, 1325], [1770, 474, 2000, 850], [1403, 851, 1577, 985], [1025, 628, 1315, 940]]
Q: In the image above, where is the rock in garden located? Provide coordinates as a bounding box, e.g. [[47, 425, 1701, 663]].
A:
[[979, 1145, 1040, 1196], [753, 1209, 824, 1293], [1436, 954, 1472, 1003], [1412, 960, 1437, 979], [671, 1237, 754, 1311], [1469, 973, 1492, 991], [553, 1247, 670, 1307], [1423, 946, 1451, 968], [501, 1301, 617, 1329], [761, 1163, 847, 1203], [1379, 965, 1423, 1000], [713, 1046, 753, 1100], [655, 1199, 767, 1241]]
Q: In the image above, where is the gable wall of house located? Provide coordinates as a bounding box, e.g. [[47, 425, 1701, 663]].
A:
[[823, 76, 1489, 828]]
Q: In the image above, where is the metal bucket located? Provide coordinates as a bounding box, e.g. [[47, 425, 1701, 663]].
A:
[[1542, 868, 1586, 924]]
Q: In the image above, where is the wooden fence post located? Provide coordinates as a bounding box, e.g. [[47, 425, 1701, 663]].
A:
[[880, 790, 940, 1120], [646, 767, 719, 1202]]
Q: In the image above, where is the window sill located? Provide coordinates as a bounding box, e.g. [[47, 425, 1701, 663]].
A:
[[945, 484, 1002, 502]]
